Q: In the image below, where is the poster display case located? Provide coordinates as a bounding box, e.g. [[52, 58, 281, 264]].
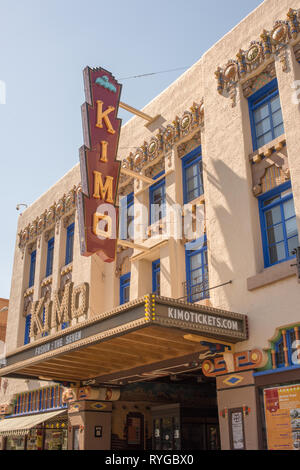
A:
[[263, 384, 300, 450]]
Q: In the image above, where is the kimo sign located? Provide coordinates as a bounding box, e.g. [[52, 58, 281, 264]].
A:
[[77, 67, 122, 262]]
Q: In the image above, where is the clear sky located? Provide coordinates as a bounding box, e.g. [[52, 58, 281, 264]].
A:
[[0, 0, 263, 298]]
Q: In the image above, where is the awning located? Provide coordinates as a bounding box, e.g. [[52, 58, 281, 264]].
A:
[[0, 409, 66, 436], [0, 295, 248, 383]]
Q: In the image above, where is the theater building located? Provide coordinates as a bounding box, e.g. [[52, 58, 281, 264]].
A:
[[1, 0, 300, 451]]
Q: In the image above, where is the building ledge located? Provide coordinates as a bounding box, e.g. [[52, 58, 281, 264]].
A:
[[247, 260, 297, 291], [248, 134, 286, 163]]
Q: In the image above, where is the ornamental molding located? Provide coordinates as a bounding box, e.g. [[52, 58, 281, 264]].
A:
[[119, 101, 204, 193], [18, 185, 79, 254], [215, 8, 300, 104], [115, 251, 132, 278], [249, 135, 289, 196], [262, 323, 300, 371]]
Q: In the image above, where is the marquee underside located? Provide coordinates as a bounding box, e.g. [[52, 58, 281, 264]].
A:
[[0, 296, 248, 385]]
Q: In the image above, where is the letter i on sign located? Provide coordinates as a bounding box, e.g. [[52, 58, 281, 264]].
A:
[[100, 141, 108, 162]]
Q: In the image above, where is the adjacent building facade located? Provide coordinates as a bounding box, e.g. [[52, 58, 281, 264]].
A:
[[1, 0, 300, 450]]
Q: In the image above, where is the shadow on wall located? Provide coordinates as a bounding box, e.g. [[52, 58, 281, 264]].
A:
[[204, 157, 257, 311]]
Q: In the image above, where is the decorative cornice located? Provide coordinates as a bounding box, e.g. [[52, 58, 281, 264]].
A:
[[249, 135, 286, 163], [260, 322, 300, 371], [23, 287, 34, 299], [41, 276, 53, 288], [119, 101, 204, 190], [249, 136, 289, 196], [215, 8, 300, 104], [18, 185, 79, 252], [61, 264, 73, 276]]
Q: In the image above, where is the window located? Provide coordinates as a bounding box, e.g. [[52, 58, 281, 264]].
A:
[[120, 272, 130, 305], [152, 259, 160, 295], [29, 250, 36, 288], [46, 237, 54, 277], [120, 192, 134, 240], [65, 223, 74, 265], [275, 328, 297, 368], [149, 172, 166, 224], [42, 308, 49, 337], [24, 314, 31, 345], [182, 147, 204, 204], [249, 79, 284, 151], [259, 182, 298, 267], [185, 237, 209, 303]]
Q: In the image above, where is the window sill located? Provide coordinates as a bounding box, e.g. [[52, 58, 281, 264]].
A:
[[247, 260, 297, 291], [61, 263, 73, 276], [185, 194, 205, 206], [248, 134, 286, 163], [194, 298, 212, 307]]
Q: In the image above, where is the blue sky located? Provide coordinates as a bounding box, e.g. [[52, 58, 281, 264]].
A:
[[0, 0, 263, 298]]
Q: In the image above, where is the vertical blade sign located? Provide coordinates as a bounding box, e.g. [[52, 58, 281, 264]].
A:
[[77, 67, 122, 262]]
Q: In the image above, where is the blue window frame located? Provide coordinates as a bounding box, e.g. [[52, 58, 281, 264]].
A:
[[120, 272, 130, 305], [248, 79, 284, 151], [120, 192, 134, 240], [259, 181, 298, 268], [185, 236, 209, 303], [24, 314, 31, 345], [152, 259, 160, 295], [29, 250, 36, 288], [182, 146, 204, 204], [65, 223, 74, 265], [149, 171, 166, 224], [275, 329, 297, 368], [46, 237, 55, 277]]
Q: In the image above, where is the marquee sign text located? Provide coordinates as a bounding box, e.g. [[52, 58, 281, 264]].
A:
[[29, 282, 89, 338], [77, 67, 122, 262]]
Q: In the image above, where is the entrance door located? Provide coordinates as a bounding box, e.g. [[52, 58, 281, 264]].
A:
[[152, 404, 181, 451], [126, 412, 144, 450], [151, 404, 220, 450]]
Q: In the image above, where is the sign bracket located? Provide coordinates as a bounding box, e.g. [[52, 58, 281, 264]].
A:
[[119, 101, 161, 127], [117, 239, 151, 253], [120, 168, 154, 184]]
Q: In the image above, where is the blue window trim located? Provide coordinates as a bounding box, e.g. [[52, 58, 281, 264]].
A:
[[152, 259, 160, 295], [29, 250, 36, 288], [120, 192, 134, 240], [182, 146, 203, 204], [248, 78, 283, 151], [24, 314, 31, 345], [120, 272, 131, 305], [149, 171, 166, 224], [65, 222, 75, 265], [274, 328, 297, 369], [254, 364, 300, 377], [185, 235, 209, 303], [258, 181, 297, 268], [46, 237, 55, 277]]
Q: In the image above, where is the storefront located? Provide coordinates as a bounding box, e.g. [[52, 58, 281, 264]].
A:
[[0, 385, 68, 450], [0, 410, 68, 450]]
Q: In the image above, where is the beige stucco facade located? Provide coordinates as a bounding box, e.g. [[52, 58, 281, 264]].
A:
[[1, 0, 300, 450]]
